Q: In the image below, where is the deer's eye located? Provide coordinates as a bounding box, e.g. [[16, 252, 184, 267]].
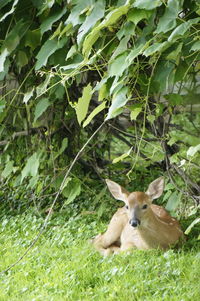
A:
[[142, 204, 148, 210], [125, 205, 129, 210]]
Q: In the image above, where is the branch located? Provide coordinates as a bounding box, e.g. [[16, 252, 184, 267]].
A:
[[0, 127, 47, 146]]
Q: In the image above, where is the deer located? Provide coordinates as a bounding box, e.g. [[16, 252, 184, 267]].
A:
[[92, 177, 184, 255]]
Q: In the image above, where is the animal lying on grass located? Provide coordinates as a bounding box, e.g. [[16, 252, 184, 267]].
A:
[[92, 177, 184, 256]]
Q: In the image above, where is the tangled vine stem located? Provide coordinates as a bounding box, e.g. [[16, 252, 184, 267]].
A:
[[0, 121, 106, 275]]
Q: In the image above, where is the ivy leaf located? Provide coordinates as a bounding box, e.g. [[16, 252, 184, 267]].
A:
[[3, 20, 29, 53], [133, 0, 162, 10], [106, 86, 128, 120], [165, 191, 181, 212], [54, 138, 68, 159], [65, 0, 95, 27], [77, 0, 105, 44], [130, 104, 143, 120], [2, 161, 14, 178], [83, 101, 106, 128], [16, 50, 28, 68], [185, 218, 200, 235], [126, 43, 144, 64], [0, 99, 6, 113], [155, 0, 183, 34], [21, 153, 40, 183], [111, 35, 130, 60], [168, 17, 200, 42], [40, 7, 67, 35], [187, 144, 200, 157], [166, 43, 183, 61], [25, 29, 41, 51], [75, 83, 93, 124], [113, 148, 132, 163], [190, 40, 200, 52], [143, 42, 168, 56], [66, 45, 77, 60], [23, 88, 34, 104], [62, 179, 81, 205], [34, 98, 50, 122], [127, 8, 152, 25], [0, 20, 28, 72], [109, 52, 128, 78], [82, 3, 130, 57], [35, 37, 67, 70]]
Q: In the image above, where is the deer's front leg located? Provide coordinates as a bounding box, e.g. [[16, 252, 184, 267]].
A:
[[92, 208, 127, 255]]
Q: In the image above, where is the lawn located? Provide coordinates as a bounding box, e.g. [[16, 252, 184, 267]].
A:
[[0, 212, 200, 301]]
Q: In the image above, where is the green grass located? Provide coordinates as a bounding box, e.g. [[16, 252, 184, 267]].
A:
[[0, 212, 200, 301]]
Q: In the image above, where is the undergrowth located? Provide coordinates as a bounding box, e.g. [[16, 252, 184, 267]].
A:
[[0, 210, 200, 301]]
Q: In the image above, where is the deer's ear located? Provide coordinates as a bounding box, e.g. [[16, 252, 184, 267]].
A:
[[105, 179, 129, 203], [146, 177, 165, 200]]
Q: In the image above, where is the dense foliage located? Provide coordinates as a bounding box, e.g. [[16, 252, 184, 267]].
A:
[[0, 0, 200, 228]]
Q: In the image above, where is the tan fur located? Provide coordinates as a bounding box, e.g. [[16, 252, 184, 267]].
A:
[[92, 177, 184, 255]]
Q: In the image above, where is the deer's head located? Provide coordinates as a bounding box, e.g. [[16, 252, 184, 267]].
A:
[[106, 177, 165, 228]]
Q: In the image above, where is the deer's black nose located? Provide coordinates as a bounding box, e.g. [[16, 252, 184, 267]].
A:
[[129, 219, 141, 228]]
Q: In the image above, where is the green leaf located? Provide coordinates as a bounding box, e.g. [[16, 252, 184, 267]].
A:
[[3, 20, 28, 53], [133, 0, 162, 10], [21, 153, 40, 183], [190, 40, 200, 52], [62, 179, 81, 205], [117, 21, 135, 40], [113, 148, 132, 163], [77, 0, 105, 44], [65, 0, 95, 27], [147, 114, 156, 124], [126, 43, 144, 64], [40, 7, 67, 35], [82, 3, 130, 57], [143, 42, 167, 57], [36, 74, 51, 97], [66, 45, 77, 60], [165, 94, 183, 106], [25, 29, 41, 51], [106, 86, 128, 120], [35, 37, 67, 70], [34, 98, 50, 122], [23, 88, 34, 104], [75, 83, 93, 124], [153, 61, 174, 92], [130, 104, 142, 120], [155, 0, 183, 34], [127, 8, 152, 25], [111, 35, 130, 59], [168, 18, 200, 42], [165, 191, 181, 211], [16, 50, 28, 68], [0, 99, 6, 112], [83, 101, 106, 127], [187, 144, 200, 157], [166, 43, 183, 62], [109, 52, 128, 77], [2, 161, 14, 178], [55, 138, 68, 159], [185, 218, 200, 235], [0, 21, 28, 72]]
